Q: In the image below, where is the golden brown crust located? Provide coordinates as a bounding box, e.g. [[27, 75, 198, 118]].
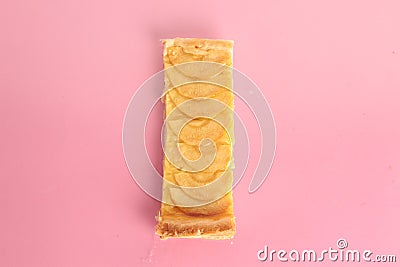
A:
[[156, 215, 236, 240], [156, 38, 235, 239]]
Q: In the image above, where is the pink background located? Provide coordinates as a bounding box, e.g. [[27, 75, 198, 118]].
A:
[[1, 0, 399, 266]]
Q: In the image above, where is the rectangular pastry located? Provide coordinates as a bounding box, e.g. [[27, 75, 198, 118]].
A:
[[156, 38, 236, 239]]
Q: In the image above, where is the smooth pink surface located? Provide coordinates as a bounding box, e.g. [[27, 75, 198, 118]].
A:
[[1, 0, 399, 266]]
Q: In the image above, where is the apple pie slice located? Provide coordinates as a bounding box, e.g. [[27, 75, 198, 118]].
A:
[[156, 38, 236, 239]]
